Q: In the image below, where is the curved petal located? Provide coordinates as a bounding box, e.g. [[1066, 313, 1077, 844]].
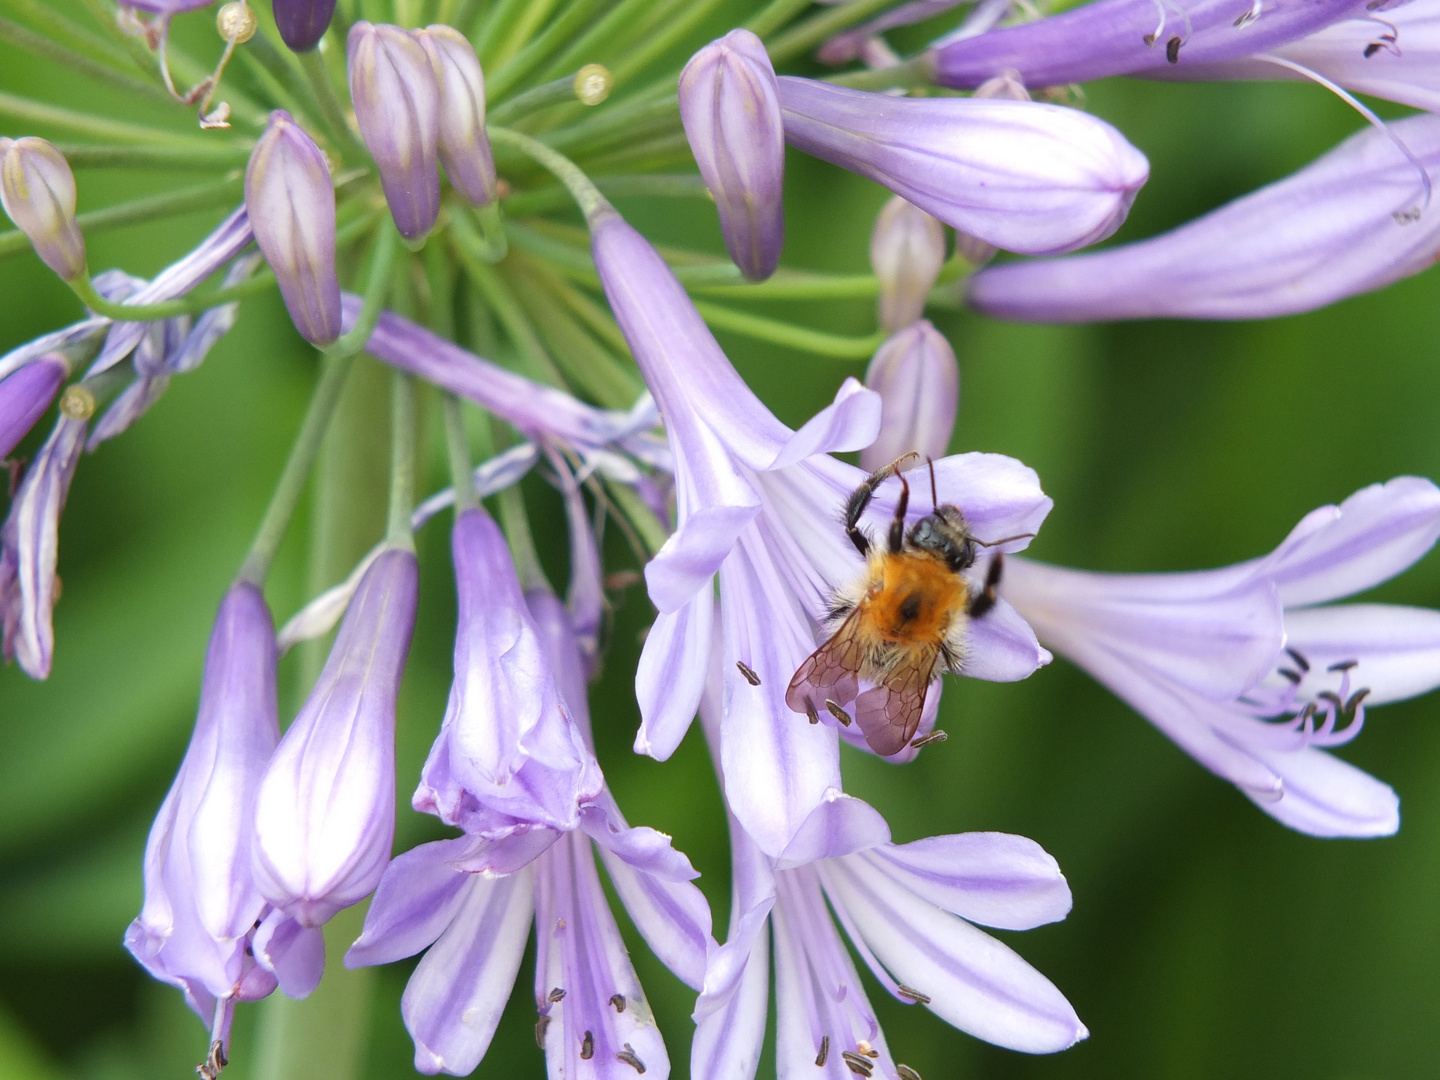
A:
[[776, 790, 891, 869], [253, 912, 325, 1000], [596, 833, 714, 990], [962, 594, 1052, 682], [764, 378, 882, 472], [1283, 603, 1440, 706], [647, 503, 760, 613], [345, 839, 474, 968], [1241, 745, 1399, 838], [635, 591, 713, 761], [690, 919, 769, 1080]]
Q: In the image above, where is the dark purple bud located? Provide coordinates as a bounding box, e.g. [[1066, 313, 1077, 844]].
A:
[[347, 22, 441, 243], [679, 29, 786, 280], [274, 0, 337, 52], [416, 25, 497, 207], [245, 111, 342, 346], [0, 353, 67, 460], [0, 137, 86, 282]]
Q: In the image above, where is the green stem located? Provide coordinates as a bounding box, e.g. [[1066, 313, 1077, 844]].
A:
[[75, 0, 165, 81], [0, 16, 168, 101], [487, 126, 611, 223], [543, 93, 679, 157], [297, 46, 366, 160], [766, 0, 906, 64], [387, 370, 417, 546], [539, 0, 674, 81], [491, 423, 547, 589], [604, 475, 668, 556], [484, 0, 613, 101], [237, 353, 354, 585], [489, 70, 601, 126], [690, 270, 879, 300], [608, 0, 729, 85], [501, 172, 709, 216], [68, 272, 276, 322], [325, 222, 400, 356], [442, 394, 478, 512], [468, 201, 510, 262], [0, 0, 141, 72], [825, 53, 938, 90], [0, 90, 250, 146], [745, 0, 815, 38], [50, 141, 252, 170], [691, 299, 886, 358], [450, 225, 567, 386]]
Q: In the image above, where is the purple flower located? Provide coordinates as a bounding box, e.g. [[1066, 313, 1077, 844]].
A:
[[1002, 478, 1440, 837], [679, 29, 786, 280], [870, 196, 946, 332], [347, 591, 712, 1077], [124, 583, 281, 1050], [931, 0, 1363, 90], [592, 211, 1051, 855], [416, 25, 498, 207], [246, 111, 341, 345], [121, 1, 216, 11], [861, 321, 958, 474], [0, 390, 92, 679], [250, 546, 418, 992], [347, 22, 441, 243], [776, 78, 1149, 256], [0, 353, 67, 460], [0, 137, 86, 282], [274, 0, 337, 52]]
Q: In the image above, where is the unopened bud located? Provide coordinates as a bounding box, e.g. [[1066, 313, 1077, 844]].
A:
[[347, 22, 441, 243], [861, 320, 959, 474], [953, 231, 997, 269], [574, 63, 612, 106], [416, 25, 497, 207], [273, 0, 336, 52], [870, 196, 946, 332], [0, 137, 86, 282], [973, 70, 1031, 101], [0, 355, 67, 460], [245, 111, 342, 345], [679, 30, 785, 281], [216, 2, 258, 44]]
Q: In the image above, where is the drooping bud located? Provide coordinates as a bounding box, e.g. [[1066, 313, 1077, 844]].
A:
[[861, 320, 959, 473], [679, 29, 786, 280], [870, 196, 946, 332], [245, 110, 341, 346], [347, 22, 441, 243], [273, 0, 337, 52], [0, 353, 67, 460], [0, 137, 86, 282], [415, 25, 497, 207]]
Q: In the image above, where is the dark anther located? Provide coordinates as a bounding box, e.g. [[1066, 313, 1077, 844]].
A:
[[910, 730, 947, 749], [896, 984, 931, 1004], [581, 1031, 595, 1060], [1364, 41, 1383, 56], [1318, 691, 1344, 707], [1327, 658, 1359, 672], [616, 1043, 647, 1073], [897, 1066, 924, 1080], [1286, 647, 1311, 672], [1279, 667, 1303, 684], [196, 1039, 228, 1080], [737, 660, 762, 686], [1166, 34, 1182, 62], [536, 1014, 551, 1047], [815, 1036, 830, 1067], [549, 987, 566, 1002], [825, 699, 853, 726], [610, 993, 627, 1013], [841, 1050, 875, 1076], [1143, 31, 1157, 45], [1347, 687, 1372, 712], [806, 699, 820, 725]]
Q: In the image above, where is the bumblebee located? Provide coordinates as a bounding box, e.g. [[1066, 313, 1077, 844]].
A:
[[785, 454, 1018, 756]]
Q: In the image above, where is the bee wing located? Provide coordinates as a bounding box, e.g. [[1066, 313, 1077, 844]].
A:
[[785, 612, 864, 715], [853, 646, 938, 757]]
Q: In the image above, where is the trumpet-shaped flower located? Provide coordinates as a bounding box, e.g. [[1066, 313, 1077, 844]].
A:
[[968, 114, 1440, 322], [1002, 477, 1440, 837]]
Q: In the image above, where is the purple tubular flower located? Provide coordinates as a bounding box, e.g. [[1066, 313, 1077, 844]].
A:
[[592, 211, 1051, 855], [870, 196, 947, 332], [0, 137, 86, 282], [0, 353, 66, 460], [274, 0, 338, 52], [416, 25, 497, 207], [124, 584, 281, 1048], [250, 545, 418, 989], [0, 398, 91, 679], [969, 114, 1440, 322], [679, 29, 786, 280], [245, 111, 341, 346], [347, 22, 441, 243], [1003, 478, 1440, 837], [931, 0, 1366, 90], [776, 78, 1149, 256], [861, 321, 958, 474]]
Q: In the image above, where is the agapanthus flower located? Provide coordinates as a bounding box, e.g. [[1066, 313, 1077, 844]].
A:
[[1002, 477, 1440, 837], [274, 0, 338, 52], [870, 196, 947, 333], [416, 25, 498, 208], [861, 320, 958, 473], [0, 352, 67, 460], [968, 113, 1440, 322], [124, 583, 281, 1056], [0, 136, 85, 282], [250, 545, 419, 993], [776, 78, 1149, 255], [347, 588, 712, 1078], [592, 210, 1051, 856]]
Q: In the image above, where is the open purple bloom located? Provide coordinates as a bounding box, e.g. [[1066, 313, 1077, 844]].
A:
[[0, 353, 66, 460], [124, 583, 281, 1052], [776, 78, 1149, 255], [931, 0, 1365, 90], [1003, 478, 1440, 837], [593, 211, 1051, 855], [250, 546, 418, 993], [274, 0, 338, 52], [348, 591, 712, 1078], [0, 136, 85, 282], [679, 29, 786, 280], [969, 113, 1440, 322], [861, 321, 958, 474]]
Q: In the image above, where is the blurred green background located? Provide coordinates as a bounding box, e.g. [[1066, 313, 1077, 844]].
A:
[[3, 2, 1440, 1078]]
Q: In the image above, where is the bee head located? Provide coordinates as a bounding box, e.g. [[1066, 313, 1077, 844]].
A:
[[906, 504, 976, 571]]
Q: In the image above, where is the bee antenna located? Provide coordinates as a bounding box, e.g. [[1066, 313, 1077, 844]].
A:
[[926, 456, 938, 511], [976, 532, 1035, 548]]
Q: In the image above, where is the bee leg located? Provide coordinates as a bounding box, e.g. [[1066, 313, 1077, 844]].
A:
[[967, 552, 1004, 619], [844, 454, 917, 557], [888, 473, 910, 554]]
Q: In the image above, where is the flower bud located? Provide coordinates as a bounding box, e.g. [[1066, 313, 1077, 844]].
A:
[[973, 69, 1031, 101], [0, 354, 67, 461], [0, 137, 86, 282], [415, 25, 497, 207], [347, 22, 441, 243], [274, 0, 337, 52], [245, 111, 342, 346], [252, 547, 419, 929], [679, 29, 785, 280], [870, 196, 946, 332], [861, 320, 959, 473]]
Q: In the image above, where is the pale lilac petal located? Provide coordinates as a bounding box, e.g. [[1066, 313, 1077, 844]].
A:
[[1242, 745, 1399, 838], [1283, 603, 1440, 705], [446, 824, 563, 875], [344, 839, 475, 968], [581, 798, 699, 882], [253, 912, 325, 1000], [961, 594, 1052, 682], [776, 790, 891, 869], [634, 592, 713, 761], [689, 917, 769, 1080], [763, 378, 881, 472], [646, 503, 759, 613]]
